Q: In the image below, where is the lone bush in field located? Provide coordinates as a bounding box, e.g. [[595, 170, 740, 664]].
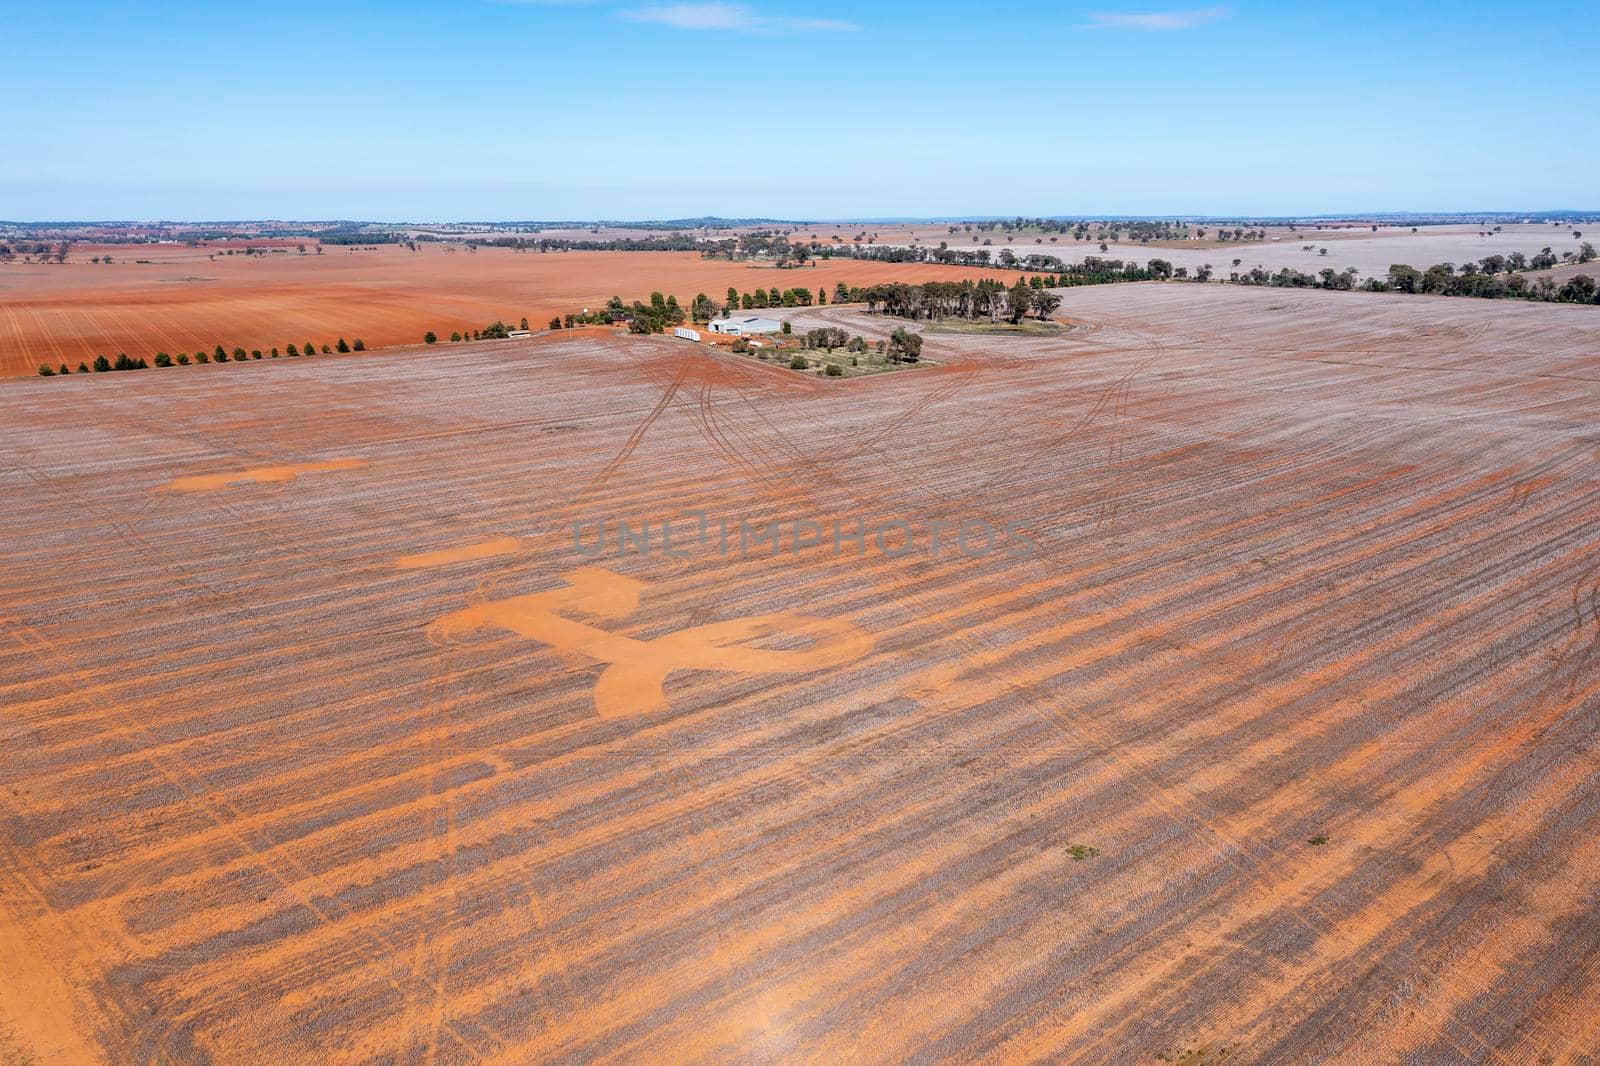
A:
[[824, 362, 843, 377]]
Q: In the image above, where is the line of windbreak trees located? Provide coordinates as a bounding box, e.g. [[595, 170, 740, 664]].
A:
[[1227, 260, 1599, 305], [857, 277, 1065, 323], [37, 339, 366, 376]]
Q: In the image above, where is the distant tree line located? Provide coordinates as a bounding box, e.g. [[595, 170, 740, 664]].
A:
[[1226, 247, 1599, 305]]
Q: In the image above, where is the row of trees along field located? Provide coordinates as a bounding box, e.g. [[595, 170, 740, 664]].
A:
[[1, 241, 70, 263], [941, 219, 1264, 243], [1227, 248, 1599, 305], [856, 277, 1064, 323], [38, 338, 365, 376]]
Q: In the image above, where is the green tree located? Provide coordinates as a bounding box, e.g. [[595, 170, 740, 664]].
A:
[[450, 331, 461, 342], [336, 338, 350, 353], [1006, 278, 1033, 323], [93, 355, 110, 372], [424, 331, 437, 344], [38, 364, 55, 376], [353, 339, 365, 350], [1387, 264, 1421, 294]]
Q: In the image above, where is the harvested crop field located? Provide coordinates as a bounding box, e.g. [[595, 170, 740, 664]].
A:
[[0, 245, 984, 376], [3, 284, 1599, 1062]]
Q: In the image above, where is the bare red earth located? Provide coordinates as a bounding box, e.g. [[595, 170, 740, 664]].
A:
[[2, 285, 1598, 1062], [0, 244, 985, 375]]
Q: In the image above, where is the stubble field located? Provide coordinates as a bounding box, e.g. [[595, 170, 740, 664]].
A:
[[2, 284, 1599, 1063]]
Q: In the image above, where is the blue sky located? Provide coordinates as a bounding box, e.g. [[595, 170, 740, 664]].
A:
[[3, 2, 1596, 220]]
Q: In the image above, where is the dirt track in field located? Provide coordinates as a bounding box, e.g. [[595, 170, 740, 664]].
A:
[[2, 284, 1599, 1063], [0, 244, 985, 376]]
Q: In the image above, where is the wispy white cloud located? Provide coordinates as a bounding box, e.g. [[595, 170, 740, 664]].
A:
[[1085, 6, 1229, 30], [621, 3, 859, 34]]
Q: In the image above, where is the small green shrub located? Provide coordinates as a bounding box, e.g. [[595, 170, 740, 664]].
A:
[[788, 354, 809, 370], [38, 364, 55, 376], [352, 339, 365, 351], [423, 332, 437, 345], [824, 363, 843, 377], [1308, 835, 1328, 846], [176, 354, 190, 365], [154, 352, 172, 367], [92, 355, 110, 372], [1066, 844, 1099, 861]]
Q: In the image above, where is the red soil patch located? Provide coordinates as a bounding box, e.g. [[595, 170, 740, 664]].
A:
[[0, 244, 986, 375], [4, 286, 1599, 1061]]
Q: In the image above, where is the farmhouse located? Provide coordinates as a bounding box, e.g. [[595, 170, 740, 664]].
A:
[[709, 316, 780, 335]]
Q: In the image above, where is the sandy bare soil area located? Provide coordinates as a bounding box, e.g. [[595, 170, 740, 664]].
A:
[[0, 244, 981, 376], [912, 222, 1594, 277], [2, 285, 1599, 1062]]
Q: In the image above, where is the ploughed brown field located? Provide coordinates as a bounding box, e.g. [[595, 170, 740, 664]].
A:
[[0, 244, 987, 376], [3, 284, 1599, 1063]]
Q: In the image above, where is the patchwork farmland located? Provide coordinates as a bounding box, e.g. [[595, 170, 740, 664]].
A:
[[2, 285, 1599, 1062], [0, 244, 984, 377]]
